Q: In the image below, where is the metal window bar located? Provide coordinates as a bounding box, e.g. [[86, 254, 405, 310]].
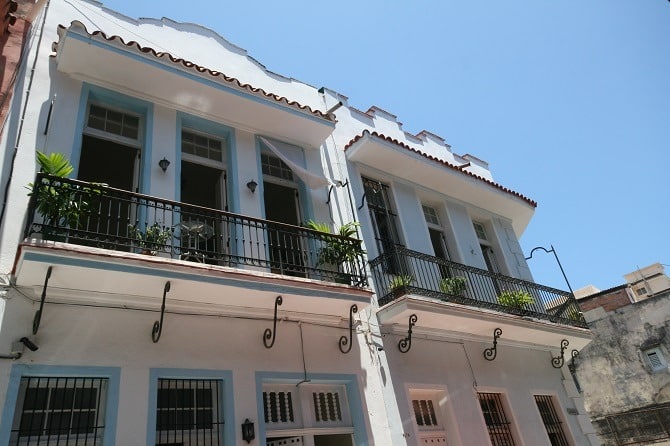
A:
[[534, 395, 570, 446], [370, 245, 587, 328], [477, 393, 516, 446], [155, 378, 222, 446], [11, 376, 106, 446], [24, 174, 367, 287]]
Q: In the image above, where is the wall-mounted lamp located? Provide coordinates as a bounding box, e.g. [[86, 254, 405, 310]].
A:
[[241, 418, 255, 443], [246, 180, 258, 194], [158, 157, 171, 173]]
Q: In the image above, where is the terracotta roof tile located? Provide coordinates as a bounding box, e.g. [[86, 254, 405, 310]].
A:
[[344, 130, 537, 208], [55, 21, 333, 121]]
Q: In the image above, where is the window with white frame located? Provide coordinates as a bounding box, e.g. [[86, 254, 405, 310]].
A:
[[155, 378, 224, 446], [182, 130, 224, 162], [263, 383, 354, 446], [472, 221, 500, 275], [409, 389, 447, 445], [643, 347, 668, 373], [10, 376, 108, 445], [534, 395, 570, 446], [477, 392, 516, 446], [86, 103, 140, 142], [422, 205, 451, 263], [635, 286, 648, 296]]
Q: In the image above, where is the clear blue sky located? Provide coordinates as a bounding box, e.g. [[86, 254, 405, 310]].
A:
[[101, 0, 670, 292]]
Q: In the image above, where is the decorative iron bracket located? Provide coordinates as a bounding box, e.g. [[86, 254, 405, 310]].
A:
[[568, 349, 579, 373], [483, 328, 503, 361], [551, 339, 569, 368], [398, 314, 418, 353], [326, 180, 348, 205], [339, 304, 358, 354], [263, 296, 283, 349], [151, 281, 171, 343], [32, 266, 53, 335]]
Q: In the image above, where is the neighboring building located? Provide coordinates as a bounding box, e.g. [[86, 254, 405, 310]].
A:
[[0, 1, 596, 445], [575, 264, 670, 445]]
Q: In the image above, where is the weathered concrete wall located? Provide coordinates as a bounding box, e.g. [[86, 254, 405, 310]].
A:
[[576, 290, 670, 445]]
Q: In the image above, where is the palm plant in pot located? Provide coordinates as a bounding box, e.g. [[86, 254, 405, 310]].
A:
[[27, 152, 92, 240], [128, 223, 172, 255], [389, 274, 415, 298], [305, 220, 365, 283]]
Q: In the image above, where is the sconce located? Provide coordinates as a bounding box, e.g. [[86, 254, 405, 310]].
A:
[[158, 157, 171, 173], [246, 180, 258, 194], [241, 418, 255, 443]]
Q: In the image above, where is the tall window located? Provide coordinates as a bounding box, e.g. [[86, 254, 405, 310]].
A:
[[473, 221, 500, 275], [477, 392, 516, 446], [363, 177, 402, 272], [155, 378, 223, 446], [410, 389, 448, 444], [534, 395, 570, 446], [10, 377, 107, 445], [264, 384, 354, 446]]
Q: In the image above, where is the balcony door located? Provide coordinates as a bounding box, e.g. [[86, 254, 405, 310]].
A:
[[262, 153, 304, 276], [180, 130, 228, 263], [76, 104, 142, 247], [363, 177, 403, 273]]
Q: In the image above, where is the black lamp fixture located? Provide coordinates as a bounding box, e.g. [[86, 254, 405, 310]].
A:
[[241, 418, 255, 443], [158, 157, 171, 173], [246, 180, 258, 194]]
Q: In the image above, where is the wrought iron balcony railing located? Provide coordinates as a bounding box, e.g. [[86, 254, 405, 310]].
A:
[[370, 246, 587, 328], [24, 174, 367, 287]]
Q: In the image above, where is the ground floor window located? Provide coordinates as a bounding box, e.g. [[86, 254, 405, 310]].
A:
[[534, 395, 570, 446], [264, 384, 354, 446], [155, 378, 223, 446], [10, 376, 107, 445], [410, 389, 448, 445], [477, 392, 516, 446]]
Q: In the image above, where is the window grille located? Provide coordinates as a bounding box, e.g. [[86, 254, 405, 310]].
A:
[[155, 378, 223, 446], [262, 154, 294, 181], [312, 391, 342, 422], [87, 104, 139, 140], [636, 286, 648, 296], [477, 392, 516, 446], [362, 177, 402, 272], [534, 395, 570, 446], [413, 399, 438, 427], [644, 347, 667, 372], [182, 131, 224, 162], [10, 376, 107, 446], [264, 390, 296, 425]]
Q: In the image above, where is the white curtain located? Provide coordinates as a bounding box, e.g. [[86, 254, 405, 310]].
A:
[[259, 136, 330, 189]]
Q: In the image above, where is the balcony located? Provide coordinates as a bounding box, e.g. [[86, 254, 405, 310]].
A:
[[370, 246, 591, 349], [14, 174, 370, 320]]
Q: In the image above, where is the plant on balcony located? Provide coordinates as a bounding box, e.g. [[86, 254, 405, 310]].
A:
[[389, 274, 415, 297], [305, 220, 365, 282], [439, 276, 467, 297], [128, 223, 172, 255], [27, 152, 94, 239], [498, 289, 534, 309]]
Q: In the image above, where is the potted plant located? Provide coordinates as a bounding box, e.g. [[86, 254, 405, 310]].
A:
[[27, 152, 93, 240], [305, 220, 365, 283], [498, 289, 534, 309], [389, 274, 415, 298], [128, 223, 172, 255], [439, 276, 467, 297]]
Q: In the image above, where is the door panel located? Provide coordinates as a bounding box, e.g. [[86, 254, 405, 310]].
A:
[[263, 181, 304, 276]]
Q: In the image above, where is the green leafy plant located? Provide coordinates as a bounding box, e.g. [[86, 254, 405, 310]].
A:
[[128, 223, 172, 254], [305, 220, 365, 265], [439, 276, 467, 296], [498, 289, 534, 309], [27, 152, 93, 234], [389, 274, 415, 291]]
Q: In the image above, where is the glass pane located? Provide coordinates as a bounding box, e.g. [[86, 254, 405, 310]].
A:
[[18, 413, 45, 437], [75, 387, 98, 409], [49, 388, 75, 410], [71, 411, 95, 434], [23, 388, 48, 410], [46, 411, 72, 435]]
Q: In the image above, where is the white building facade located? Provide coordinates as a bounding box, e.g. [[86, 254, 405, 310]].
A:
[[0, 1, 597, 445]]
